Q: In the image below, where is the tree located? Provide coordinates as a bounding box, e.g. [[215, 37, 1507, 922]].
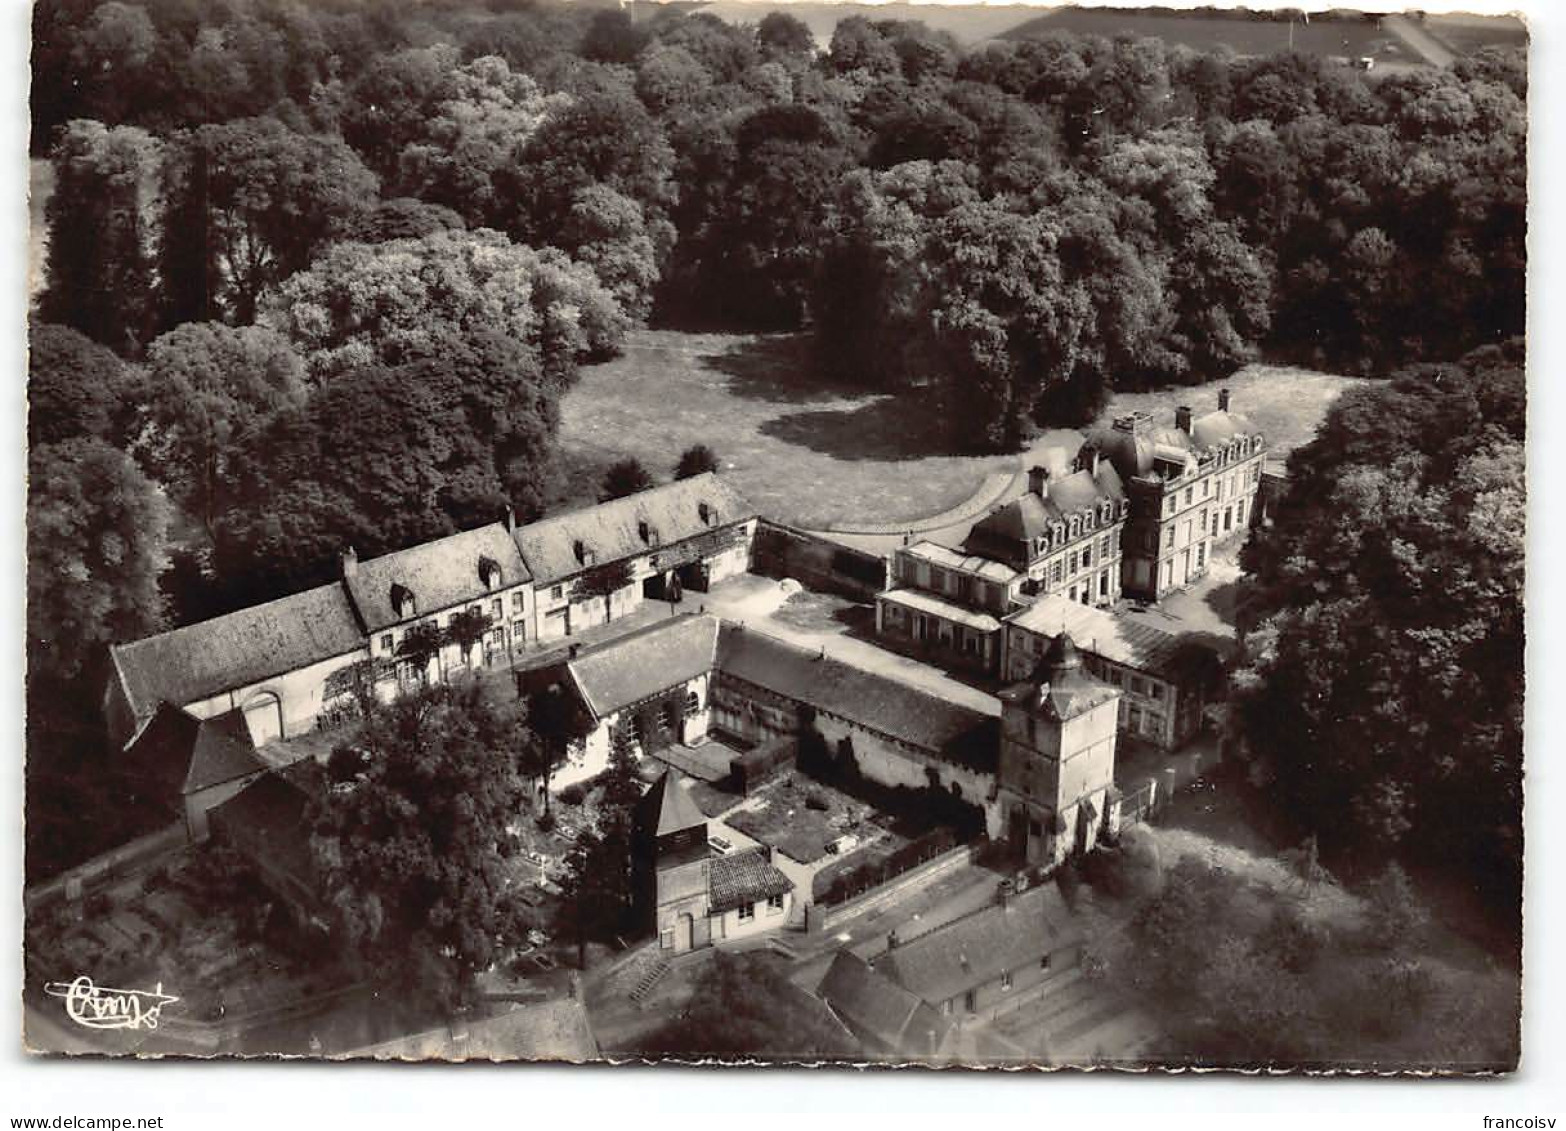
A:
[[523, 684, 594, 811], [161, 117, 379, 324], [638, 951, 858, 1059], [27, 438, 170, 684], [600, 457, 654, 501], [395, 621, 446, 687], [27, 322, 141, 447], [136, 322, 308, 533], [1236, 344, 1525, 915], [446, 607, 494, 670], [266, 228, 626, 384], [673, 444, 720, 480], [756, 12, 815, 60], [40, 120, 161, 353], [310, 683, 531, 1011]]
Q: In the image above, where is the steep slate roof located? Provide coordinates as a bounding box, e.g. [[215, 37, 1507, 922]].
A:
[[566, 614, 720, 719], [1007, 594, 1204, 679], [818, 950, 953, 1057], [874, 883, 1079, 1005], [999, 631, 1119, 722], [639, 768, 710, 838], [122, 703, 203, 813], [707, 846, 793, 914], [514, 473, 755, 585], [963, 465, 1124, 567], [1190, 408, 1259, 450], [715, 624, 998, 772], [183, 708, 265, 794], [345, 523, 528, 632], [110, 583, 366, 720]]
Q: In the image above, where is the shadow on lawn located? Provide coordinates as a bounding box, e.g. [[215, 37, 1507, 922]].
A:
[[761, 397, 955, 462], [705, 334, 846, 405]]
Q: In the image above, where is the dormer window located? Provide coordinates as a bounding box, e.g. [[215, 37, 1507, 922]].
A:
[[699, 501, 718, 526], [638, 520, 659, 547], [1051, 522, 1065, 548], [1069, 516, 1081, 539], [390, 583, 417, 620], [478, 555, 502, 590], [573, 538, 596, 566]]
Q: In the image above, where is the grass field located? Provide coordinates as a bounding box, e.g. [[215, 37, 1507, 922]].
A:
[[557, 330, 1364, 531], [1424, 12, 1529, 56], [1006, 8, 1417, 62]]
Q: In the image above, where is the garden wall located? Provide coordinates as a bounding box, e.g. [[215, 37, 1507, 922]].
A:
[[752, 520, 888, 602]]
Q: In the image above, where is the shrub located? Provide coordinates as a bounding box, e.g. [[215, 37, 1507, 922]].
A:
[[536, 811, 557, 833], [558, 783, 588, 806], [1259, 901, 1327, 973]]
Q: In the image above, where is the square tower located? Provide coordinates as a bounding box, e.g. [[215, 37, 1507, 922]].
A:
[[996, 633, 1121, 869]]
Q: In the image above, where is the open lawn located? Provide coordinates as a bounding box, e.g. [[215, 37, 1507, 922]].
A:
[[1007, 8, 1421, 64], [557, 331, 1363, 533]]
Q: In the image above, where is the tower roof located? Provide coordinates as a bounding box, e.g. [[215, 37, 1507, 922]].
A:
[[638, 768, 708, 838], [1000, 631, 1119, 722]]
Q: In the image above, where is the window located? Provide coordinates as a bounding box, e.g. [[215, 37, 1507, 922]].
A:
[[491, 599, 502, 620], [550, 585, 563, 600], [513, 591, 526, 611], [1040, 954, 1052, 971], [738, 903, 756, 922], [1184, 486, 1193, 506], [1130, 676, 1146, 696], [1081, 545, 1092, 569], [1150, 681, 1164, 700], [942, 1000, 953, 1017], [380, 634, 392, 653], [964, 990, 976, 1014], [1099, 571, 1109, 597], [1001, 970, 1013, 991], [767, 893, 785, 914], [1051, 560, 1063, 585], [513, 619, 527, 642], [1069, 552, 1078, 575]]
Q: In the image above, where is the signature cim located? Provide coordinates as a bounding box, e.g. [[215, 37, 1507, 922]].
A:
[[44, 975, 179, 1031]]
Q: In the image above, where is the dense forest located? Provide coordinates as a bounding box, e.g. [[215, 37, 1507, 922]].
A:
[[26, 0, 1525, 883]]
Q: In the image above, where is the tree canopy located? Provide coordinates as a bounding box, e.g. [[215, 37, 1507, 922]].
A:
[[310, 682, 532, 1010]]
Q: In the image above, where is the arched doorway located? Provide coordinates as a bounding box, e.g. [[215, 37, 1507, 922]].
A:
[[242, 691, 283, 746]]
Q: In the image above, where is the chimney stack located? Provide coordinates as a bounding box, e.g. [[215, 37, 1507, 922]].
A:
[[342, 546, 358, 579], [888, 930, 900, 950], [1027, 465, 1050, 497], [997, 877, 1015, 908], [1218, 388, 1231, 412], [1175, 405, 1193, 433]]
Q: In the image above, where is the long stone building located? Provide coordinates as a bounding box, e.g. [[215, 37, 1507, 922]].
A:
[[106, 475, 757, 749]]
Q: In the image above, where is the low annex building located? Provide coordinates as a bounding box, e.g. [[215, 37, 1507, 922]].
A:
[[866, 881, 1082, 1024], [634, 769, 795, 953], [122, 702, 268, 842]]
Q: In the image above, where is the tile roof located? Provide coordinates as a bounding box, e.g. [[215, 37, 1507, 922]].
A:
[[817, 950, 953, 1057], [874, 883, 1079, 1005], [879, 588, 1002, 634], [899, 541, 1020, 586], [1007, 594, 1191, 679], [345, 523, 528, 632], [715, 624, 998, 773], [122, 703, 203, 813], [1190, 409, 1259, 451], [566, 614, 720, 719], [110, 583, 366, 721], [963, 465, 1124, 566], [513, 473, 755, 585], [706, 846, 793, 914], [183, 708, 265, 794]]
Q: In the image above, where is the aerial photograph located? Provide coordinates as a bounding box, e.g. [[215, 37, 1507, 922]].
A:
[[19, 0, 1527, 1085]]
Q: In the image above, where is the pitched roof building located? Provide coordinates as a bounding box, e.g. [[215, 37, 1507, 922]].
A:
[[566, 615, 720, 721], [344, 523, 529, 632], [706, 847, 792, 915], [870, 883, 1082, 1020], [816, 949, 954, 1059], [513, 473, 755, 586]]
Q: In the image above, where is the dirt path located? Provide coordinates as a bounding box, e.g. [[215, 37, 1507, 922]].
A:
[[1384, 14, 1456, 67]]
